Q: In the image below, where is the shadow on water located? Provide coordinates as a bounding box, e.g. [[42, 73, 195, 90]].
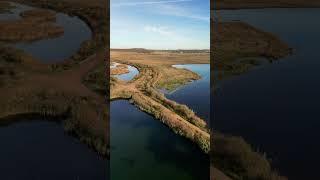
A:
[[111, 100, 209, 180], [0, 117, 107, 180], [215, 8, 320, 179]]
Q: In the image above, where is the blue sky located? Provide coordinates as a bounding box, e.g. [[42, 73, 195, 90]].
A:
[[111, 0, 210, 49]]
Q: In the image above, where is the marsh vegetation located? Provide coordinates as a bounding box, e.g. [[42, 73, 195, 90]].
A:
[[0, 0, 108, 158], [211, 133, 286, 180], [212, 20, 292, 80], [0, 9, 64, 42], [110, 50, 210, 153]]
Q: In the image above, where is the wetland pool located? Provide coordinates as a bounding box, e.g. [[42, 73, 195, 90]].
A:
[[215, 8, 320, 179], [0, 2, 92, 62]]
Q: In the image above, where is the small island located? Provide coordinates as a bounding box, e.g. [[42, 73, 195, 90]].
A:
[[0, 8, 64, 42], [110, 63, 129, 75], [212, 20, 292, 80]]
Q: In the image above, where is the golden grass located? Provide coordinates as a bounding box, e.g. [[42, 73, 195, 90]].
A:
[[110, 51, 210, 153], [110, 63, 129, 75], [212, 20, 292, 80]]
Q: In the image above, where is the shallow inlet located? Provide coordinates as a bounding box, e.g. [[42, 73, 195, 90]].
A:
[[0, 120, 107, 179], [110, 100, 209, 180], [165, 64, 210, 122], [111, 63, 139, 81], [215, 8, 320, 179], [0, 2, 92, 62]]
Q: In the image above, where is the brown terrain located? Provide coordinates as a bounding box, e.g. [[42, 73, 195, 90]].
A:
[[0, 0, 108, 156], [110, 63, 129, 75], [0, 9, 64, 42], [110, 50, 211, 153], [212, 20, 291, 80]]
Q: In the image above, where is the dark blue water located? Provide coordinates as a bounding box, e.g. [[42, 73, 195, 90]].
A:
[[0, 2, 92, 62], [111, 100, 209, 180], [0, 120, 107, 179], [215, 9, 320, 179], [166, 64, 210, 122]]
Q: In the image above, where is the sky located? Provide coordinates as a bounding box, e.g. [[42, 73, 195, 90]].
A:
[[111, 0, 210, 49]]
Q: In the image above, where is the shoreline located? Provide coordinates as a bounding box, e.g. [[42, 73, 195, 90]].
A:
[[0, 7, 65, 42], [0, 0, 108, 158], [8, 0, 107, 68], [211, 6, 291, 180], [110, 60, 210, 153]]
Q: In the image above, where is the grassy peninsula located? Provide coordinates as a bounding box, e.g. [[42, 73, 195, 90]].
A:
[[110, 49, 210, 153]]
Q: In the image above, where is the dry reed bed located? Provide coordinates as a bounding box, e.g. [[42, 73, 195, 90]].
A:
[[110, 60, 210, 153]]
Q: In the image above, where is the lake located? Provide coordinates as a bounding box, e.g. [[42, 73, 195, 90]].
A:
[[166, 64, 210, 122], [0, 2, 92, 62], [215, 8, 320, 179], [0, 120, 107, 179], [111, 99, 209, 180]]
